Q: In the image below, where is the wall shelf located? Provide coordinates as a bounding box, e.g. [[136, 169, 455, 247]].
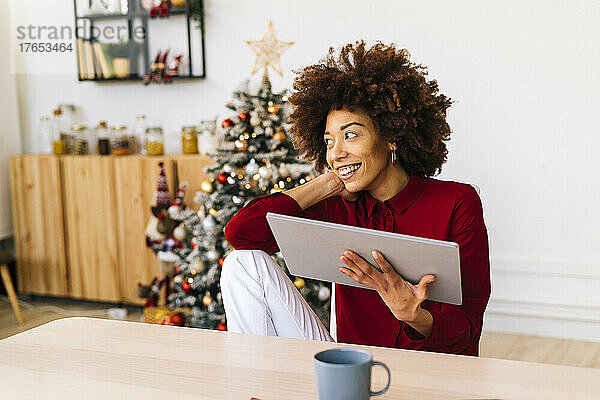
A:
[[73, 0, 205, 82]]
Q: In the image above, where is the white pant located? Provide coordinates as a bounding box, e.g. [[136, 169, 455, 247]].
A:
[[220, 250, 335, 342]]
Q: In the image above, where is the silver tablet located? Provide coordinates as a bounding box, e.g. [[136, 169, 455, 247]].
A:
[[266, 212, 462, 305]]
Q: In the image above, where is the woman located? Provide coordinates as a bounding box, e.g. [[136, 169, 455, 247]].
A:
[[221, 41, 490, 356]]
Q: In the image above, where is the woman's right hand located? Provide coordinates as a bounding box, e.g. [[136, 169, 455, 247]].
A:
[[321, 170, 361, 202]]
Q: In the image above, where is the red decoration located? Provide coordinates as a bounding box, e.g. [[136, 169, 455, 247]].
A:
[[174, 265, 179, 274], [182, 280, 190, 292], [238, 112, 249, 121], [217, 322, 227, 331], [144, 49, 183, 84], [222, 118, 234, 128], [219, 258, 224, 268], [149, 0, 170, 17], [169, 313, 184, 326], [217, 173, 228, 184]]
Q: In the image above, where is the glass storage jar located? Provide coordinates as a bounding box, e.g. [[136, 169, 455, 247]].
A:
[[111, 125, 130, 156], [134, 114, 147, 155], [146, 126, 165, 156], [197, 120, 218, 155], [52, 107, 69, 154], [181, 126, 198, 154], [70, 124, 89, 155], [96, 121, 111, 155]]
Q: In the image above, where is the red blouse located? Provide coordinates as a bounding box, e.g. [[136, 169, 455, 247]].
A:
[[224, 176, 491, 356]]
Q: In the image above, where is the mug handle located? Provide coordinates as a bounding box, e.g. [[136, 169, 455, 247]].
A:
[[370, 361, 391, 396]]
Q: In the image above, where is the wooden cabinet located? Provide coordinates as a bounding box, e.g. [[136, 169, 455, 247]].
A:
[[113, 156, 176, 305], [9, 155, 68, 297], [9, 154, 213, 304], [62, 156, 121, 302]]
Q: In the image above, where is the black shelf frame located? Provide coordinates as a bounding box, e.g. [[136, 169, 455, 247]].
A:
[[73, 0, 206, 82]]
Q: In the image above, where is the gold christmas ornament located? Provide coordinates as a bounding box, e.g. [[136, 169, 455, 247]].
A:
[[273, 129, 286, 143], [250, 115, 261, 126], [293, 277, 305, 289], [267, 104, 281, 114], [278, 163, 290, 177], [202, 292, 213, 307], [173, 224, 186, 241], [245, 21, 294, 77], [200, 180, 215, 193], [235, 139, 249, 152], [192, 258, 206, 274]]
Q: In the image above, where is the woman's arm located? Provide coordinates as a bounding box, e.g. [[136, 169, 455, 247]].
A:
[[284, 170, 357, 210], [224, 172, 347, 252]]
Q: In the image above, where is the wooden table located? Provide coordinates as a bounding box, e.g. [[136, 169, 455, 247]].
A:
[[0, 317, 598, 399]]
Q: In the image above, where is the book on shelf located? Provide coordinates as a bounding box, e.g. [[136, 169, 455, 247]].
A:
[[76, 39, 86, 80], [78, 39, 115, 80], [92, 42, 112, 79], [82, 40, 95, 79]]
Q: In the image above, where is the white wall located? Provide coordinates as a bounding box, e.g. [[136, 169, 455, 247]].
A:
[[8, 0, 600, 340], [0, 0, 23, 240]]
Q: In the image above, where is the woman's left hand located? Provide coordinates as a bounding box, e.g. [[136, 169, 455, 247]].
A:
[[340, 250, 435, 323]]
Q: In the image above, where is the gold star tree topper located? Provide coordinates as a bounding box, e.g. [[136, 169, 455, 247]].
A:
[[246, 21, 294, 77]]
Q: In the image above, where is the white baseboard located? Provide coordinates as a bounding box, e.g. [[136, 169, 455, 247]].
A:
[[483, 257, 600, 342], [484, 298, 600, 342]]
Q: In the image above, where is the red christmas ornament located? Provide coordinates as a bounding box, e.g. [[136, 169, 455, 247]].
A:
[[217, 173, 228, 184], [221, 118, 234, 128], [238, 112, 249, 121], [169, 313, 184, 326], [182, 280, 190, 292], [174, 265, 179, 274], [217, 322, 227, 331], [219, 258, 224, 268]]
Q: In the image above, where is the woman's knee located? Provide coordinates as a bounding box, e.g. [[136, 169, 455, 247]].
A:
[[221, 249, 270, 286], [222, 249, 269, 268]]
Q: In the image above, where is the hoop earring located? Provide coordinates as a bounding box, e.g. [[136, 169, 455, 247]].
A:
[[390, 149, 397, 166]]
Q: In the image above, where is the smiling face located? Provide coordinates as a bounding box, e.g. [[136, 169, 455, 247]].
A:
[[324, 107, 399, 194]]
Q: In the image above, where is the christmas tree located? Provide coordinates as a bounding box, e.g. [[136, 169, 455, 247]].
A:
[[143, 162, 223, 328], [143, 73, 332, 329], [142, 22, 332, 329], [190, 70, 332, 328]]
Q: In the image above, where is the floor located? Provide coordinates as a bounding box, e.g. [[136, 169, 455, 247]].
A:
[[1, 295, 599, 369]]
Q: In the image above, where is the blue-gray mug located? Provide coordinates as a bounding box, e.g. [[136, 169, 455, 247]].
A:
[[313, 348, 391, 400]]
